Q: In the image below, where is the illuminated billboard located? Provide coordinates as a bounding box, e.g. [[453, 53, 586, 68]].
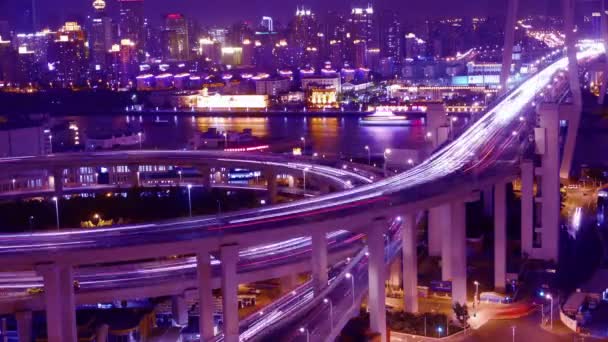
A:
[[196, 93, 268, 109]]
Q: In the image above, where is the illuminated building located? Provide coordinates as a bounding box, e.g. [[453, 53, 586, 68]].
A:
[[255, 77, 291, 96], [379, 10, 401, 60], [350, 5, 374, 44], [301, 75, 341, 93], [190, 88, 268, 109], [13, 30, 54, 65], [291, 7, 318, 65], [16, 47, 38, 84], [261, 16, 274, 33], [118, 0, 145, 59], [0, 37, 16, 82], [404, 33, 425, 60], [117, 39, 138, 85], [47, 22, 88, 85], [221, 47, 243, 66], [198, 38, 221, 64], [89, 0, 112, 70], [241, 39, 254, 66], [353, 40, 367, 68], [162, 13, 189, 61], [307, 87, 338, 109]]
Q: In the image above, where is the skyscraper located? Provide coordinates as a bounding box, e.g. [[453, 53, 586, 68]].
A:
[[48, 22, 88, 86], [118, 0, 145, 59], [90, 0, 113, 69], [161, 13, 189, 61], [350, 5, 374, 44], [379, 10, 401, 60], [291, 7, 318, 66]]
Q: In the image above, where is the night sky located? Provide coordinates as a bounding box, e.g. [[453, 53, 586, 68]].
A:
[[0, 0, 562, 30]]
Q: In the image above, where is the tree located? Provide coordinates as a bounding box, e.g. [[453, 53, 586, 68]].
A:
[[452, 302, 470, 329]]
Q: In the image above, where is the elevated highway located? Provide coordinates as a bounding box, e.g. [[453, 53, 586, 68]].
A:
[[0, 42, 603, 342]]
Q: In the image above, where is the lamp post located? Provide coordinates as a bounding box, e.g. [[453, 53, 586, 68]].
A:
[[473, 280, 480, 314], [223, 132, 228, 148], [364, 145, 371, 165], [299, 327, 310, 342], [300, 136, 306, 152], [49, 135, 53, 154], [11, 178, 15, 191], [187, 184, 192, 217], [511, 326, 516, 342], [178, 170, 183, 184], [52, 196, 59, 229], [437, 326, 443, 338], [545, 294, 553, 329], [138, 132, 142, 150], [383, 148, 392, 177], [345, 272, 355, 306], [324, 298, 334, 328]]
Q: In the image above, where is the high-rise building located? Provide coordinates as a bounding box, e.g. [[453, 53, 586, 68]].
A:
[[291, 7, 318, 66], [13, 30, 54, 65], [47, 22, 88, 86], [350, 5, 374, 44], [90, 0, 113, 70], [261, 16, 274, 33], [118, 0, 145, 59], [591, 12, 602, 39], [0, 36, 16, 82], [379, 10, 401, 60], [161, 13, 189, 61]]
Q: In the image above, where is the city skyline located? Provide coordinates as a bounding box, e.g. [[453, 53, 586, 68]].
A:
[[0, 0, 563, 30]]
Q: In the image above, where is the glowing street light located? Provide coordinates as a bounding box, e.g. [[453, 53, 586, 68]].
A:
[[383, 148, 392, 177], [300, 136, 306, 151], [49, 135, 53, 154], [545, 294, 554, 329], [223, 132, 228, 148], [178, 170, 183, 184], [299, 327, 310, 342], [137, 132, 142, 150], [345, 272, 355, 306], [52, 196, 60, 229], [364, 145, 371, 165], [303, 167, 310, 193]]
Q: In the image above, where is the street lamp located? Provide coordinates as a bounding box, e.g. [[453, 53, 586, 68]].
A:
[[364, 145, 371, 165], [178, 170, 183, 184], [11, 178, 16, 191], [437, 326, 443, 338], [383, 148, 392, 177], [345, 272, 355, 306], [473, 281, 480, 310], [52, 196, 59, 229], [299, 327, 310, 342], [137, 132, 142, 150], [300, 136, 306, 151], [187, 184, 193, 217], [324, 298, 334, 328], [545, 294, 554, 329], [223, 132, 228, 148], [48, 135, 53, 154]]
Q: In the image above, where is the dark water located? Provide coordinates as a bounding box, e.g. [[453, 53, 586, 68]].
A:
[[62, 114, 427, 158]]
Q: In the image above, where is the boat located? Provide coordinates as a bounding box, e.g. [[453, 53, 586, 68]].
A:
[[359, 108, 410, 126]]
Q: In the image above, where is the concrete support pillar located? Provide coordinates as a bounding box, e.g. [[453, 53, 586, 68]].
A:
[[52, 169, 63, 195], [367, 227, 386, 340], [559, 104, 581, 179], [37, 263, 77, 342], [427, 207, 443, 257], [402, 214, 418, 313], [280, 273, 299, 292], [95, 324, 109, 342], [440, 204, 453, 281], [220, 244, 239, 342], [538, 104, 561, 262], [482, 187, 493, 218], [265, 172, 278, 204], [426, 104, 448, 149], [494, 182, 507, 292], [129, 165, 139, 187], [500, 0, 519, 92], [172, 294, 188, 327], [600, 0, 608, 104], [521, 160, 534, 258], [197, 250, 215, 341], [311, 230, 328, 294], [450, 201, 467, 306], [563, 0, 582, 109], [199, 166, 211, 189], [387, 255, 402, 290], [15, 311, 32, 342]]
